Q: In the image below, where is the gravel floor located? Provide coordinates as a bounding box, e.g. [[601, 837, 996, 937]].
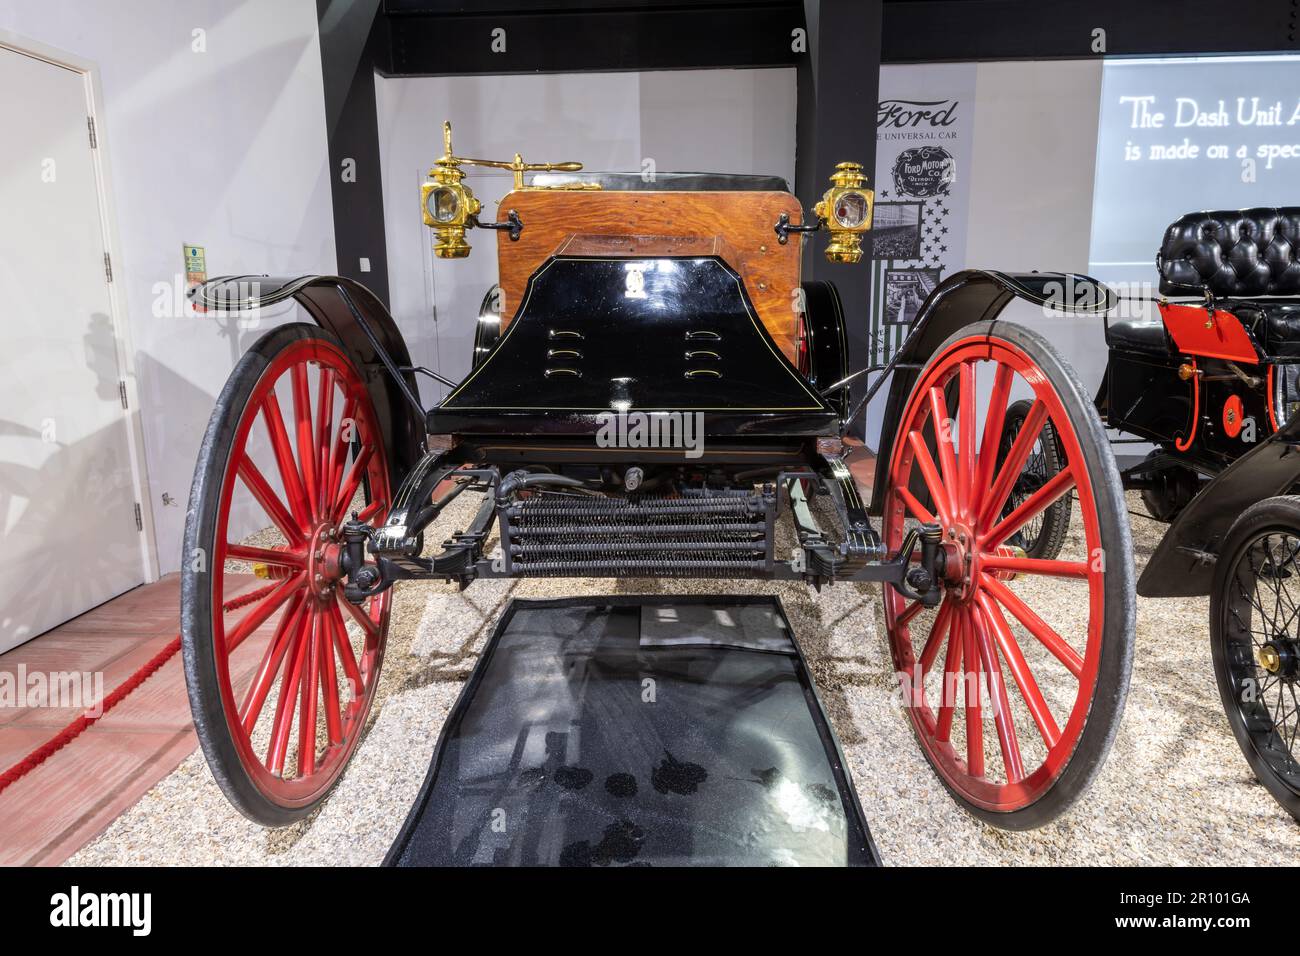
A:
[[71, 491, 1300, 866]]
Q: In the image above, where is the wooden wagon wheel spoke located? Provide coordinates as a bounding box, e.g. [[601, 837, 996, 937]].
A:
[[896, 485, 935, 525], [261, 392, 311, 529], [906, 430, 955, 530], [918, 597, 954, 679], [268, 616, 313, 776], [896, 599, 924, 629], [935, 609, 963, 744], [978, 398, 1047, 529], [927, 385, 961, 501], [325, 394, 359, 512], [328, 598, 365, 702], [332, 444, 376, 524], [222, 574, 304, 655], [983, 466, 1076, 551], [971, 602, 1024, 785], [977, 590, 1061, 749], [980, 554, 1090, 579], [956, 361, 976, 516], [318, 606, 344, 749], [236, 457, 305, 546], [313, 368, 337, 517], [972, 363, 1015, 516], [224, 543, 306, 569], [240, 593, 308, 734], [981, 572, 1084, 678], [290, 363, 320, 523], [338, 587, 381, 641], [298, 609, 322, 778], [961, 606, 985, 778]]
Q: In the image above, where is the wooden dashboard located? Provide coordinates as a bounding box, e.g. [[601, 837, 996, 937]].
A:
[[494, 190, 806, 364]]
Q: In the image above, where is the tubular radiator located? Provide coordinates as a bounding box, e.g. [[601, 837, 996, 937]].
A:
[[499, 490, 777, 577]]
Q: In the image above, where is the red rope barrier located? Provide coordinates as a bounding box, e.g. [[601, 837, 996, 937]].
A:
[[0, 582, 279, 797]]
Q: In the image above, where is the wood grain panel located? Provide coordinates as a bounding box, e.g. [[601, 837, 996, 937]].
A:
[[495, 190, 806, 362]]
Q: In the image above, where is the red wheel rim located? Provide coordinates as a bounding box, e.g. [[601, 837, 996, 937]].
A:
[[882, 334, 1104, 813], [210, 338, 390, 808]]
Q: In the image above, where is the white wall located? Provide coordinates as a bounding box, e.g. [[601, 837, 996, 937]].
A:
[[374, 68, 796, 404], [964, 59, 1106, 397], [863, 58, 1104, 448], [0, 0, 337, 573], [638, 69, 796, 185]]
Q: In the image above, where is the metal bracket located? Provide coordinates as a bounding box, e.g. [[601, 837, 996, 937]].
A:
[[774, 212, 823, 245], [472, 209, 524, 242], [1175, 545, 1218, 567]]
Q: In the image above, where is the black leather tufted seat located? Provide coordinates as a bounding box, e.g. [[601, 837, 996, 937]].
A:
[[1229, 299, 1300, 357], [1105, 317, 1169, 354], [1159, 208, 1300, 297]]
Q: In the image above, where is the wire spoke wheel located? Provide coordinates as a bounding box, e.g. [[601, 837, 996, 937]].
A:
[[996, 399, 1070, 560], [182, 324, 391, 825], [1212, 498, 1300, 821], [882, 321, 1133, 829]]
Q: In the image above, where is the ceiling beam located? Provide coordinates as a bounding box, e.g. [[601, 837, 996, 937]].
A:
[[882, 0, 1298, 61], [384, 2, 804, 76]]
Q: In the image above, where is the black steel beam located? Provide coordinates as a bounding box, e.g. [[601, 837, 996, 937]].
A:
[[383, 1, 803, 75], [318, 0, 392, 305], [379, 0, 1297, 75], [881, 0, 1298, 61], [796, 0, 882, 439]]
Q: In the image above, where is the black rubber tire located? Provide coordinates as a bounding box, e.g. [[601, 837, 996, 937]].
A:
[[997, 398, 1071, 561], [890, 319, 1135, 831], [182, 322, 379, 827], [1138, 451, 1201, 523], [1210, 495, 1300, 822]]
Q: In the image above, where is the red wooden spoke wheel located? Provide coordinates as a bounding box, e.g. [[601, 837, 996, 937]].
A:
[[882, 321, 1133, 829], [182, 323, 392, 826]]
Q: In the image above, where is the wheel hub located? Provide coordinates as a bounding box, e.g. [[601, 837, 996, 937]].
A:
[[940, 521, 977, 601], [306, 521, 344, 600], [1257, 638, 1300, 680]]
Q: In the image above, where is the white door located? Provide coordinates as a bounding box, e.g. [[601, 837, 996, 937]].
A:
[[0, 46, 144, 652]]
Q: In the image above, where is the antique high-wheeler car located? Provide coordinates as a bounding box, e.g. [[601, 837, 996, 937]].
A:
[[182, 123, 1134, 832]]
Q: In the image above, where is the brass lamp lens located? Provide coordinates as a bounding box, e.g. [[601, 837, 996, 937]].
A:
[[834, 191, 869, 228], [427, 186, 461, 223]]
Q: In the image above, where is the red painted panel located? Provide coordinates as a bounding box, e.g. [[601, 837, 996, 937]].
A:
[[1159, 302, 1258, 364]]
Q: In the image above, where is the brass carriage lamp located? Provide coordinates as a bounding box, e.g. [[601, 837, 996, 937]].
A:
[[422, 121, 481, 259], [814, 162, 874, 264], [422, 120, 594, 259]]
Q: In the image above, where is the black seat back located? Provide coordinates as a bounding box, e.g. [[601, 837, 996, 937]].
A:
[[1159, 208, 1300, 297]]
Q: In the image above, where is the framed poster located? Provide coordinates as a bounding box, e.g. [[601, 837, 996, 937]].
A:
[[870, 201, 924, 261], [883, 267, 942, 326]]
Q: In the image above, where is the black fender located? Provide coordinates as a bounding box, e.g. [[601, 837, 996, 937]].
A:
[[1138, 414, 1300, 597], [190, 274, 426, 491], [800, 280, 850, 420], [868, 269, 1113, 514], [473, 284, 503, 369]]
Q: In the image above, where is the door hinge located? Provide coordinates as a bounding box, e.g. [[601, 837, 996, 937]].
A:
[[118, 379, 129, 409], [104, 252, 113, 283], [133, 502, 143, 532], [88, 116, 97, 149]]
